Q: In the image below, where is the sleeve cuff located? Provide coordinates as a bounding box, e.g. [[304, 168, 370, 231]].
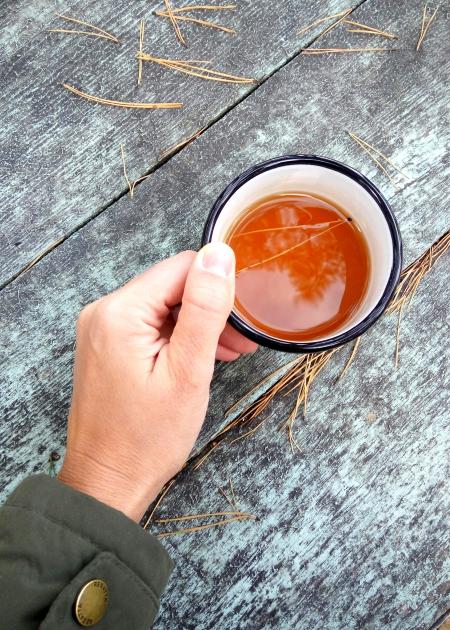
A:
[[6, 475, 173, 628]]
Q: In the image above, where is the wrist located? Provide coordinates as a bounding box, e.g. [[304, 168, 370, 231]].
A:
[[58, 453, 162, 523]]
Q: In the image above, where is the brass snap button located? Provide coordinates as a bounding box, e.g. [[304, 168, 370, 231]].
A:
[[74, 579, 109, 626]]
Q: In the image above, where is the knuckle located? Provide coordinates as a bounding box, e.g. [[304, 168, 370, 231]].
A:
[[77, 296, 125, 346], [76, 302, 96, 332], [93, 296, 124, 328]]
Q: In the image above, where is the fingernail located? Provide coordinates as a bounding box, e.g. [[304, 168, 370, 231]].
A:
[[198, 243, 235, 277]]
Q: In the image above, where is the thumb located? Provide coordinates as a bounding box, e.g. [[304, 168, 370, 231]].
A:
[[168, 242, 235, 386]]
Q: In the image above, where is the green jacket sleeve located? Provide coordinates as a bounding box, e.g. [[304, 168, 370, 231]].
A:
[[0, 475, 173, 629]]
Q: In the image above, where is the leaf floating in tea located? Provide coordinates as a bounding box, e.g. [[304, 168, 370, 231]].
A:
[[227, 193, 370, 342], [236, 220, 347, 272]]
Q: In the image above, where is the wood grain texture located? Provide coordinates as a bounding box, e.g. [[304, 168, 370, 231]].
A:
[[1, 0, 448, 494], [0, 0, 360, 286], [0, 0, 449, 627], [149, 254, 450, 629]]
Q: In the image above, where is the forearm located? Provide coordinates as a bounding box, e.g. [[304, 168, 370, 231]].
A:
[[0, 475, 173, 629]]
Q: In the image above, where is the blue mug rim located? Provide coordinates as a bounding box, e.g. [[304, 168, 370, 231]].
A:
[[201, 154, 402, 353]]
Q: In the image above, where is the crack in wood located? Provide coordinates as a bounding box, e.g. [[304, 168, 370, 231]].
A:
[[0, 0, 368, 293]]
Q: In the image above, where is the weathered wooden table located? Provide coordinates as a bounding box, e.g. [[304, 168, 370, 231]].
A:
[[1, 0, 449, 628]]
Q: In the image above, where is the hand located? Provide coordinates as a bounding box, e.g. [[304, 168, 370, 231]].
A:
[[58, 245, 257, 522]]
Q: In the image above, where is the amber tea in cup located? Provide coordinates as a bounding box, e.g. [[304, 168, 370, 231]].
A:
[[226, 193, 370, 341], [203, 155, 402, 352]]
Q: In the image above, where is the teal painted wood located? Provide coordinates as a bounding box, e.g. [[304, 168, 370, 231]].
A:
[[0, 0, 449, 626], [149, 258, 450, 630], [0, 0, 360, 287], [1, 0, 448, 497]]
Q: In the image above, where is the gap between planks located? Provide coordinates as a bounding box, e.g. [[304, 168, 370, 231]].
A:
[[0, 0, 369, 291]]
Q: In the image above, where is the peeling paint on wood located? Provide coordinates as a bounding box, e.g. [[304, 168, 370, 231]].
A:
[[0, 0, 360, 286], [0, 0, 449, 627]]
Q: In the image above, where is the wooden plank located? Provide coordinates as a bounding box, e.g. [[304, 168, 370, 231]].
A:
[[149, 257, 450, 630], [0, 0, 359, 286], [1, 0, 448, 502], [0, 0, 449, 625]]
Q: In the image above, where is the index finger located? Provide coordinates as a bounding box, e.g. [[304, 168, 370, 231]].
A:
[[115, 250, 196, 326]]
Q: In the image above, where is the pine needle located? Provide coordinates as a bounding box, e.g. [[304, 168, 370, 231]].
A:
[[138, 19, 145, 85], [232, 220, 342, 238], [313, 8, 352, 43], [130, 173, 152, 195], [120, 145, 153, 197], [120, 144, 133, 197], [54, 13, 120, 42], [163, 0, 187, 46], [160, 125, 207, 158], [173, 4, 236, 11], [225, 358, 299, 417], [344, 19, 398, 39], [218, 480, 238, 509], [348, 132, 410, 179], [142, 479, 176, 529], [337, 336, 361, 381], [297, 9, 349, 35], [346, 28, 398, 39], [193, 441, 221, 469], [229, 417, 267, 443], [416, 5, 439, 51], [394, 303, 404, 368], [347, 130, 409, 188], [62, 83, 182, 109], [281, 350, 337, 450], [137, 53, 255, 84], [156, 514, 255, 538], [16, 237, 65, 280], [228, 478, 237, 508], [161, 58, 212, 65], [155, 10, 235, 33], [348, 132, 399, 188], [387, 230, 450, 315], [155, 510, 251, 523], [48, 28, 119, 42], [302, 47, 397, 54]]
